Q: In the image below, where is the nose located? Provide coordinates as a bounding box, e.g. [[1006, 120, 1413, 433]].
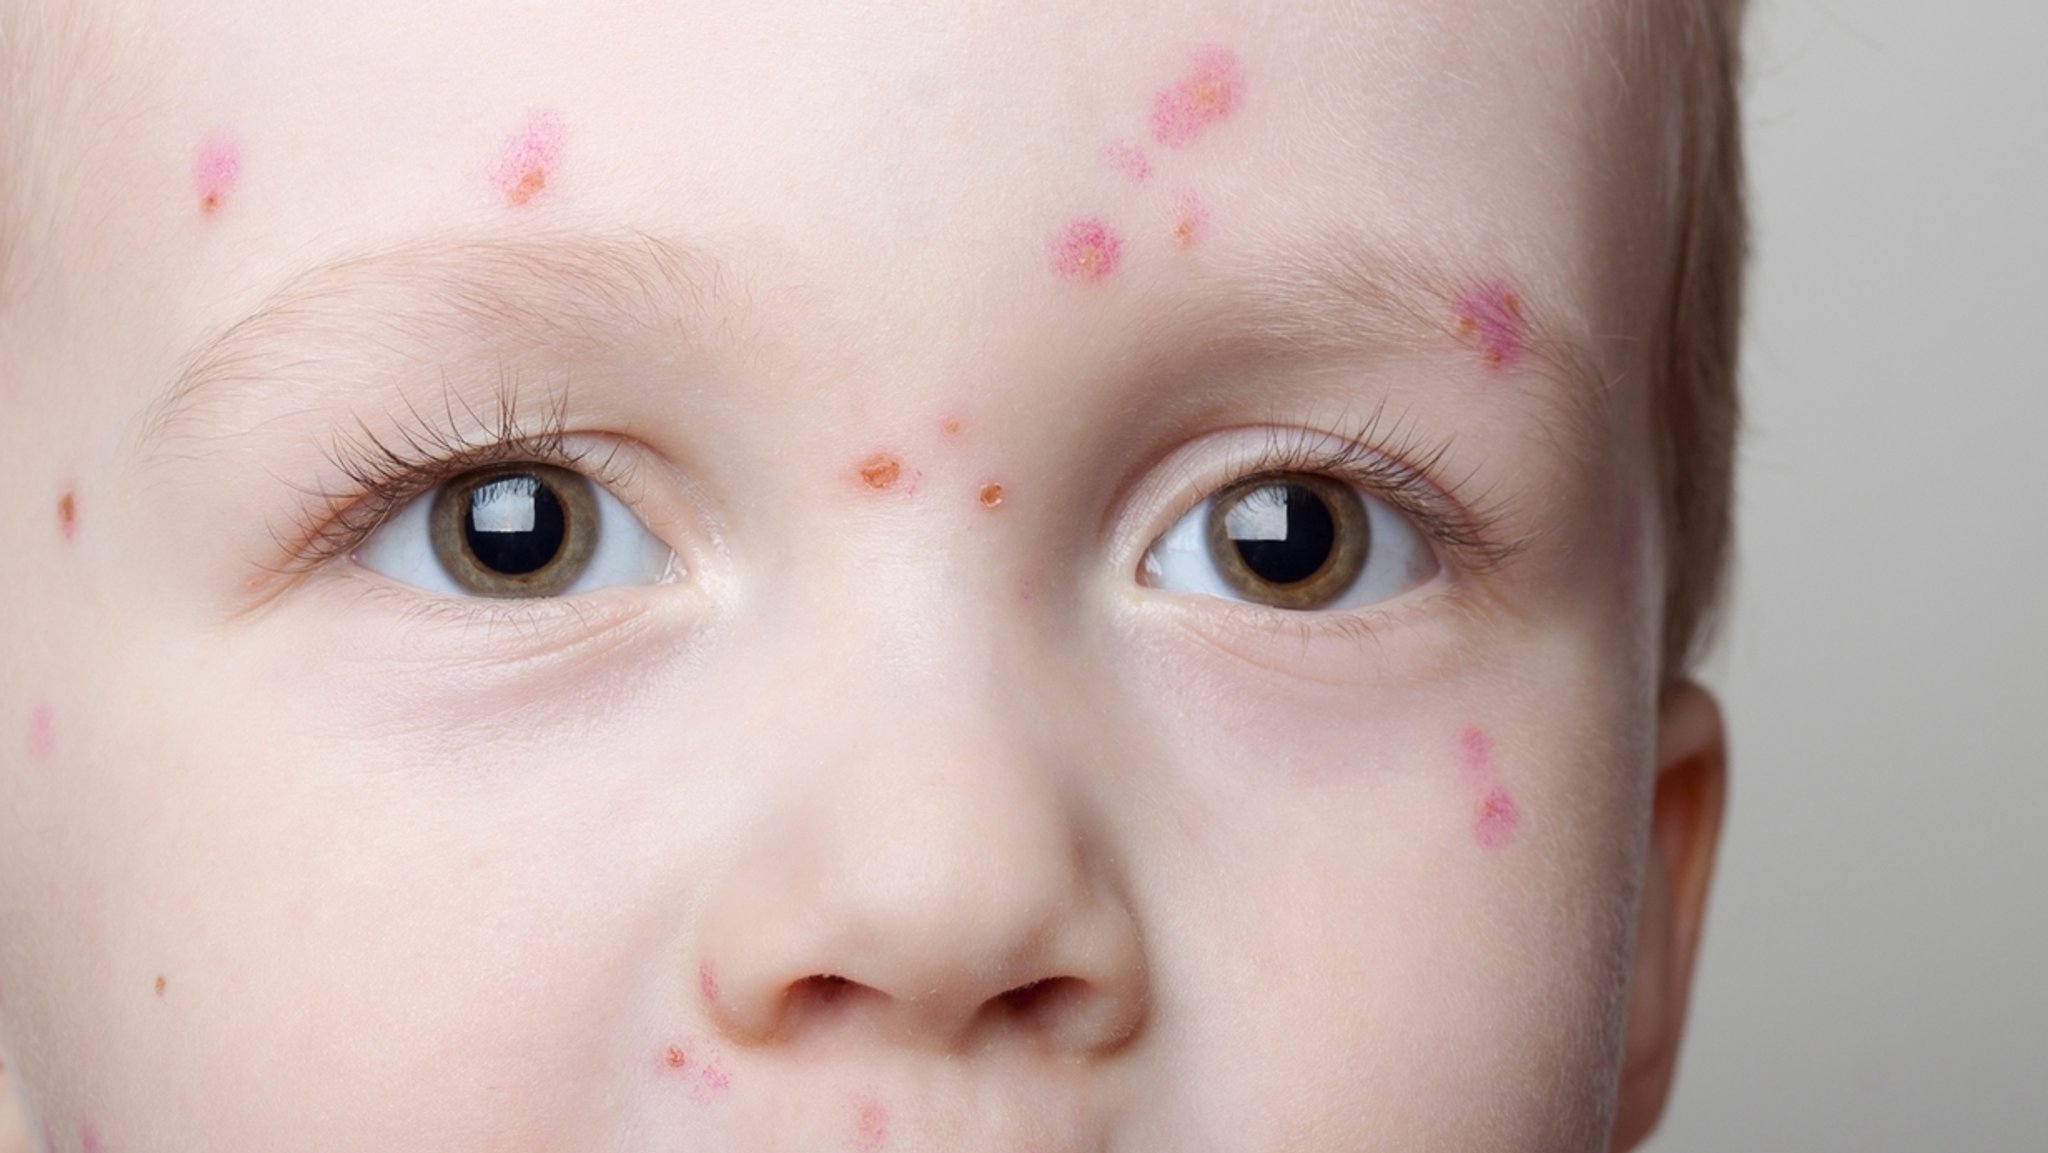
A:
[[694, 662, 1149, 1058]]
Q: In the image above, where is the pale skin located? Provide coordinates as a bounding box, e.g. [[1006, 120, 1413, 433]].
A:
[[0, 0, 1727, 1150]]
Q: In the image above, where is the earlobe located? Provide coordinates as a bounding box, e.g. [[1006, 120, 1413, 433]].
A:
[[1610, 680, 1729, 1152]]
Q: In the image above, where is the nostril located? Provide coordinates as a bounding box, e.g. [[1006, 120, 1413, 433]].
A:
[[995, 976, 1082, 1021]]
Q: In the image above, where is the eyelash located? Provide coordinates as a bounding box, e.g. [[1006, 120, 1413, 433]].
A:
[[1186, 407, 1522, 577], [272, 381, 626, 577]]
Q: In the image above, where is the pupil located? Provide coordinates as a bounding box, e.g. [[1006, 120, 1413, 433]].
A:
[[1230, 483, 1336, 585], [463, 474, 567, 576]]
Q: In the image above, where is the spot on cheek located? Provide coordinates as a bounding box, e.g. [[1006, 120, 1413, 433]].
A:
[[57, 489, 77, 540], [856, 453, 921, 494], [1454, 281, 1530, 370], [1148, 45, 1245, 149], [852, 1094, 890, 1153], [1049, 218, 1124, 283], [192, 130, 242, 215], [1474, 786, 1521, 850], [1098, 137, 1153, 184], [978, 483, 1005, 509], [490, 108, 566, 208], [664, 1044, 689, 1070], [26, 702, 56, 762]]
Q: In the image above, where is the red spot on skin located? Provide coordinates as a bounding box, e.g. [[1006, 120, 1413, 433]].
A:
[[1457, 726, 1494, 783], [57, 490, 77, 539], [80, 1122, 104, 1153], [852, 1094, 890, 1153], [664, 1044, 689, 1070], [695, 1061, 732, 1100], [699, 962, 719, 1004], [1148, 45, 1246, 149], [26, 701, 56, 762], [1098, 137, 1153, 184], [1474, 786, 1521, 850], [978, 483, 1004, 509], [1455, 281, 1530, 369], [1049, 218, 1123, 283], [489, 108, 566, 208], [1170, 185, 1210, 248], [940, 416, 963, 439], [192, 130, 242, 216]]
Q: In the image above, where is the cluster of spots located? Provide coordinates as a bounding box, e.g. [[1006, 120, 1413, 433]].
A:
[[1057, 44, 1244, 279], [1454, 280, 1531, 370], [851, 1093, 891, 1153], [656, 1037, 735, 1103], [489, 108, 567, 208], [1098, 137, 1153, 185], [192, 130, 242, 216], [57, 489, 77, 540], [1049, 218, 1123, 283], [26, 701, 56, 762], [1148, 45, 1245, 149], [1457, 726, 1522, 851]]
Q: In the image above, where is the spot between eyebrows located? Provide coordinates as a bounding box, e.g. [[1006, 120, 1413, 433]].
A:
[[137, 230, 744, 453]]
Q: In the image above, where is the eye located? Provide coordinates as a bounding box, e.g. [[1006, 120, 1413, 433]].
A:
[[1140, 471, 1439, 611], [355, 462, 674, 598]]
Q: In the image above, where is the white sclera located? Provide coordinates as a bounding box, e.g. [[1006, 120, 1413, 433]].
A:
[[355, 474, 676, 598], [1142, 482, 1439, 609]]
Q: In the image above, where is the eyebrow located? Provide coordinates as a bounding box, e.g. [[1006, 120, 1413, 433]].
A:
[[137, 229, 734, 455]]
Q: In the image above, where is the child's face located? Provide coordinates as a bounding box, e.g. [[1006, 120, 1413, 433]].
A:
[[0, 0, 1728, 1149]]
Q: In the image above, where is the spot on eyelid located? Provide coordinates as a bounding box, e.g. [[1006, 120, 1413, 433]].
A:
[[192, 129, 242, 216], [1474, 786, 1520, 850], [1099, 137, 1153, 184], [1454, 281, 1530, 370], [1148, 45, 1245, 149], [1049, 218, 1123, 283], [490, 108, 566, 208]]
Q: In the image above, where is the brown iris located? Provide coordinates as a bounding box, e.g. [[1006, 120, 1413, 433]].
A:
[[428, 463, 599, 597], [1203, 472, 1369, 609]]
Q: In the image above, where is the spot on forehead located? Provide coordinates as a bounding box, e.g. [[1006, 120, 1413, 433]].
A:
[[192, 129, 243, 216], [1454, 280, 1530, 370], [1148, 45, 1245, 149], [490, 108, 567, 208], [26, 701, 56, 762], [1049, 218, 1124, 283]]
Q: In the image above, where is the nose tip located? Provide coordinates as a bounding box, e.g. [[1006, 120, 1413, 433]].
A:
[[694, 759, 1149, 1057]]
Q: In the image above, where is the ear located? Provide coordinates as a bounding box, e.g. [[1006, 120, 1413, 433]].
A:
[[1609, 679, 1729, 1152]]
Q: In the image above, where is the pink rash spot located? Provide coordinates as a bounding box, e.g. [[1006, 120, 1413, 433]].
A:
[[1049, 218, 1123, 283], [192, 130, 242, 215], [1457, 726, 1494, 783], [26, 701, 56, 762], [852, 1094, 890, 1153], [1474, 786, 1521, 850], [1098, 137, 1153, 184], [489, 108, 566, 207], [699, 961, 719, 1004], [80, 1122, 105, 1153], [1455, 281, 1530, 370], [1148, 45, 1245, 149], [1169, 186, 1210, 249]]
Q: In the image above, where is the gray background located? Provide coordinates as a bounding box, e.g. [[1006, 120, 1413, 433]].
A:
[[1647, 1, 2047, 1150]]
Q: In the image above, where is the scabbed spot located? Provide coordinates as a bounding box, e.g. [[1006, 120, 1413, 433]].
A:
[[1170, 186, 1211, 248], [1049, 218, 1124, 283], [490, 108, 566, 208], [1454, 281, 1530, 369], [978, 483, 1005, 509], [57, 489, 78, 539], [1148, 45, 1245, 149], [857, 453, 924, 493]]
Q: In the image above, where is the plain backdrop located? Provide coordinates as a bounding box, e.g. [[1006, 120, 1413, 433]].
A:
[[1645, 1, 2048, 1150]]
